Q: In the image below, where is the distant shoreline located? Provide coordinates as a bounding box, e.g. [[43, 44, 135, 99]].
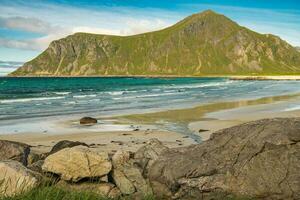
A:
[[5, 75, 300, 80], [229, 75, 300, 80]]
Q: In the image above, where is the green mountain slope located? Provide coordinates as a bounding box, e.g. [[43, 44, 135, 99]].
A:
[[10, 10, 300, 76]]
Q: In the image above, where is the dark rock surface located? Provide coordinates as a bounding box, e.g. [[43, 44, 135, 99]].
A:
[[0, 140, 31, 166], [80, 117, 97, 125], [147, 118, 300, 200], [49, 140, 89, 154]]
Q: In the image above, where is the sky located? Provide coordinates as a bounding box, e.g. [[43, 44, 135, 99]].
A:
[[0, 0, 300, 63]]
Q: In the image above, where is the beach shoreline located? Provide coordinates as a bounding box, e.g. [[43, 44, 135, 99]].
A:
[[5, 75, 300, 80], [1, 92, 300, 155]]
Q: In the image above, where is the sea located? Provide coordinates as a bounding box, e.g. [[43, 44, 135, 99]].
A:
[[1, 77, 300, 135]]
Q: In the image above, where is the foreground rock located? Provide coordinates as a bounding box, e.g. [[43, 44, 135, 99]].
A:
[[148, 118, 300, 199], [42, 146, 111, 182], [80, 117, 97, 125], [112, 150, 153, 196], [0, 160, 42, 197], [0, 140, 30, 166], [134, 139, 169, 177]]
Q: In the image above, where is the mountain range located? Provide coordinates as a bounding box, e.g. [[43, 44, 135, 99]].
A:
[[10, 10, 300, 76]]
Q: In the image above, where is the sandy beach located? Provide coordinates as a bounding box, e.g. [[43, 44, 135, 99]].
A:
[[0, 129, 195, 154], [1, 91, 300, 155]]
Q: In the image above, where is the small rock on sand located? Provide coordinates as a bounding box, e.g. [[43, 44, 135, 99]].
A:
[[80, 117, 97, 125]]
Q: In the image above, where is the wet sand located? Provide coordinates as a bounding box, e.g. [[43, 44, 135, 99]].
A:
[[116, 93, 300, 141], [116, 93, 300, 124]]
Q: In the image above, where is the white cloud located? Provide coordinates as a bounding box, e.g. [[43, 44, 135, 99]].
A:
[[0, 28, 70, 50], [0, 2, 178, 52], [1, 0, 300, 56], [0, 16, 58, 34]]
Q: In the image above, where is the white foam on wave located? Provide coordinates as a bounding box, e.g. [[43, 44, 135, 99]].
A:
[[112, 92, 177, 100], [63, 101, 76, 105], [107, 91, 124, 95], [53, 92, 71, 95], [165, 80, 235, 89], [0, 96, 65, 104], [283, 105, 300, 111], [73, 94, 97, 98]]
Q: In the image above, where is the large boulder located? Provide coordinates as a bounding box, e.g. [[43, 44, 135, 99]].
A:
[[0, 160, 42, 197], [42, 146, 111, 182], [111, 150, 153, 196], [148, 118, 300, 199], [49, 140, 89, 155], [0, 140, 30, 166]]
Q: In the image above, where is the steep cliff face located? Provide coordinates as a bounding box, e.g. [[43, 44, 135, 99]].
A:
[[10, 10, 300, 76]]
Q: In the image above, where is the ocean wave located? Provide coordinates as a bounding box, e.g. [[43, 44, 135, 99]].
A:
[[73, 94, 97, 98], [0, 96, 65, 104], [164, 80, 235, 89], [112, 92, 177, 100], [107, 91, 124, 95], [284, 105, 300, 111], [63, 101, 76, 105], [53, 92, 71, 95]]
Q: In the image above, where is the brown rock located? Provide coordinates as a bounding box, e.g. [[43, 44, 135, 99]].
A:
[[148, 118, 300, 199], [0, 140, 30, 166], [112, 150, 130, 168], [0, 160, 42, 197], [80, 117, 97, 125], [42, 146, 112, 182]]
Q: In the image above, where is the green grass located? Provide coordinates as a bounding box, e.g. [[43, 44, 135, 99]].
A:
[[0, 186, 156, 200], [0, 184, 254, 200]]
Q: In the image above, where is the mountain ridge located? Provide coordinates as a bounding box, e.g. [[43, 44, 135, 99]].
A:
[[10, 10, 300, 76]]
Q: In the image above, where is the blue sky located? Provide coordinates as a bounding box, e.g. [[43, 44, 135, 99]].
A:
[[0, 0, 300, 62]]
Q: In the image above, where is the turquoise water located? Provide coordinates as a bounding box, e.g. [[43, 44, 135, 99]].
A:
[[1, 77, 300, 122]]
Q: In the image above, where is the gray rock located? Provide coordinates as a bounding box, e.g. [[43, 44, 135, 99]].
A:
[[0, 140, 30, 166], [28, 160, 44, 174], [134, 139, 169, 177], [148, 118, 300, 199], [111, 150, 153, 196]]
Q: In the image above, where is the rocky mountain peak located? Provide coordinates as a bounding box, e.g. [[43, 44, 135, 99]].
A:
[[10, 10, 300, 77]]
